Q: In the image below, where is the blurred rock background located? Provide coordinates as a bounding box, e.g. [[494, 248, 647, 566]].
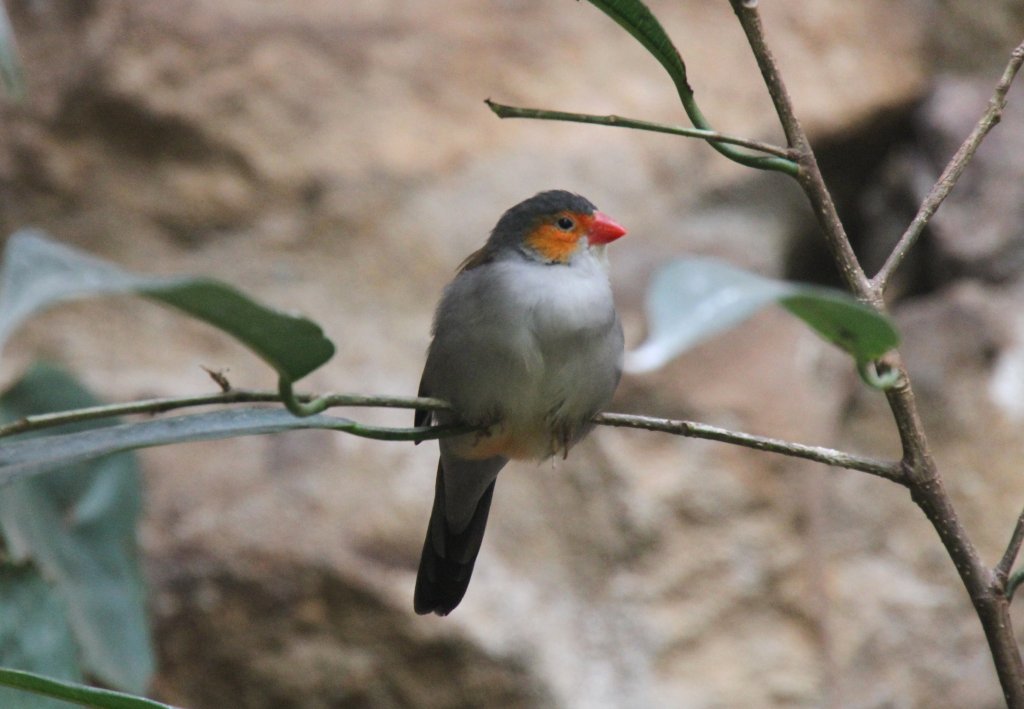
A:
[[2, 0, 1024, 706]]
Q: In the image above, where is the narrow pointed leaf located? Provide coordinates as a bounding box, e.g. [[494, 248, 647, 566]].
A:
[[0, 365, 153, 693], [627, 257, 899, 374], [0, 668, 176, 709], [581, 0, 794, 173], [0, 230, 334, 381], [585, 0, 689, 92]]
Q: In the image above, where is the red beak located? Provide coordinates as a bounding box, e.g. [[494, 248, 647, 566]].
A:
[[587, 211, 627, 245]]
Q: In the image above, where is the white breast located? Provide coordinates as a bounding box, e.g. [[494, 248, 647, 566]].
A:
[[424, 250, 623, 460]]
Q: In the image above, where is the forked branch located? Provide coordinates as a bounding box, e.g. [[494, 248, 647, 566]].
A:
[[728, 0, 1024, 703]]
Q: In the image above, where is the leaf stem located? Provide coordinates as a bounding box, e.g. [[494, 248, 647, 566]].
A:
[[1009, 569, 1024, 602], [996, 505, 1024, 590], [856, 359, 902, 390], [485, 99, 796, 162], [278, 377, 330, 417]]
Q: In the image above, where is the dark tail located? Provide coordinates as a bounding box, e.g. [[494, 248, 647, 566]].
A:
[[414, 462, 497, 616]]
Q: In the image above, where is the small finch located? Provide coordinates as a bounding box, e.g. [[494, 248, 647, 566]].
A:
[[414, 190, 627, 615]]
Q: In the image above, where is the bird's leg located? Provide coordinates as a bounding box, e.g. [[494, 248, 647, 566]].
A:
[[468, 408, 504, 445], [549, 421, 575, 460]]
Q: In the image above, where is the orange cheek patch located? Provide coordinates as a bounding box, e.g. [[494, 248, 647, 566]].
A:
[[525, 223, 582, 263]]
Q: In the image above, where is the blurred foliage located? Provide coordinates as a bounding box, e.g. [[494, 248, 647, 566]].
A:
[[0, 364, 153, 705], [0, 566, 80, 709], [0, 0, 24, 100], [0, 231, 335, 382]]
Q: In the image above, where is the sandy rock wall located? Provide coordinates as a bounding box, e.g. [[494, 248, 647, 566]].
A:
[[3, 0, 1024, 707]]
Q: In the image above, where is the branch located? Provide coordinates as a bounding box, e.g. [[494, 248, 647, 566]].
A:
[[485, 99, 797, 162], [727, 0, 872, 299], [0, 387, 899, 479], [871, 41, 1024, 292], [727, 3, 1024, 701], [594, 412, 902, 481]]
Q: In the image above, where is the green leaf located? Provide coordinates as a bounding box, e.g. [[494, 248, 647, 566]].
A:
[[581, 0, 795, 173], [0, 566, 81, 709], [584, 0, 690, 94], [0, 1, 25, 101], [0, 365, 153, 694], [143, 279, 334, 382], [0, 230, 335, 382], [0, 668, 176, 709], [627, 257, 899, 376], [0, 407, 461, 486], [779, 288, 898, 361]]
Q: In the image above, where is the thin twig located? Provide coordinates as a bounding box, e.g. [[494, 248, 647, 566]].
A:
[[485, 99, 797, 161], [872, 41, 1024, 292], [0, 390, 453, 439], [594, 412, 902, 481]]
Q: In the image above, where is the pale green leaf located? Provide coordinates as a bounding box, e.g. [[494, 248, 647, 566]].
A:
[[628, 257, 899, 375]]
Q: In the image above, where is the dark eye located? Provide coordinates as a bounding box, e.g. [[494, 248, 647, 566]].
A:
[[556, 216, 575, 231]]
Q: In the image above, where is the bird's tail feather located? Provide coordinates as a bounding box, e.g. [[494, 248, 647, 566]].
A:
[[414, 461, 497, 616]]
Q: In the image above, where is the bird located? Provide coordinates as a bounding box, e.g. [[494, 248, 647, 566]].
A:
[[413, 189, 627, 615]]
